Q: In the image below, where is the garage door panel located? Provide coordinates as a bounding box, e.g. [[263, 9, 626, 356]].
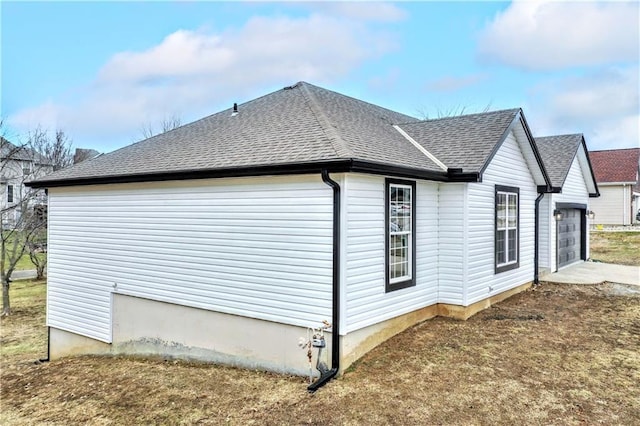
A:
[[558, 208, 582, 268]]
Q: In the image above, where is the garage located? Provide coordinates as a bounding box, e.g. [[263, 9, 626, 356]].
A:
[[556, 206, 586, 269]]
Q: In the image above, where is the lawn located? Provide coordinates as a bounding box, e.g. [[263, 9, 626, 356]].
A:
[[5, 253, 33, 271], [590, 231, 640, 266], [2, 279, 639, 425]]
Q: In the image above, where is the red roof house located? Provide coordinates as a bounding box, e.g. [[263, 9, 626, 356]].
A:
[[589, 148, 640, 225]]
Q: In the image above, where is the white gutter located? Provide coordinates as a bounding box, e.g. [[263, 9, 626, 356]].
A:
[[597, 181, 636, 186], [393, 125, 448, 171]]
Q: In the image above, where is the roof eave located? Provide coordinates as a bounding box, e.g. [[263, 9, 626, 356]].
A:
[[578, 136, 600, 197], [479, 109, 552, 190], [26, 160, 355, 189], [27, 159, 480, 189]]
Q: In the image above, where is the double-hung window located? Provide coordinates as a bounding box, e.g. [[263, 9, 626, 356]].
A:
[[385, 179, 416, 292], [495, 185, 519, 273]]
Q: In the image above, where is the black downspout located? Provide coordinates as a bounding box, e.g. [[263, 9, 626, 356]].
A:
[[308, 170, 340, 392], [38, 326, 50, 363], [534, 192, 544, 285]]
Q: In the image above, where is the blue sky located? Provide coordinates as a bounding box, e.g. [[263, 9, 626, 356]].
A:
[[2, 1, 638, 153]]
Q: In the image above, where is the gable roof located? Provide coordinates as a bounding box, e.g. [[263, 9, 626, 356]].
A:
[[589, 148, 640, 185], [28, 82, 548, 188], [398, 109, 520, 173], [1, 137, 50, 165], [536, 134, 599, 196]]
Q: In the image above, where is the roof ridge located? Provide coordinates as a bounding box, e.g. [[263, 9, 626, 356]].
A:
[[297, 82, 353, 158], [299, 82, 419, 123], [536, 133, 583, 140], [393, 124, 448, 171], [398, 108, 520, 126], [589, 147, 640, 153]]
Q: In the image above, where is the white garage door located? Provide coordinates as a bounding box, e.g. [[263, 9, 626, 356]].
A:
[[557, 208, 582, 268]]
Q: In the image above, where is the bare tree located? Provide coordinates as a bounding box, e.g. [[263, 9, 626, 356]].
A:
[[415, 102, 493, 120], [1, 121, 72, 315], [140, 114, 182, 139], [30, 127, 74, 171]]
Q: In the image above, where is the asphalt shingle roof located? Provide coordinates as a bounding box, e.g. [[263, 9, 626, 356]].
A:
[[535, 134, 583, 188], [589, 148, 640, 184], [398, 109, 521, 173], [31, 82, 524, 186], [1, 137, 50, 164]]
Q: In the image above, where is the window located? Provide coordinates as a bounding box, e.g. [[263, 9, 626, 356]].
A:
[[385, 179, 416, 292], [7, 185, 14, 203], [23, 164, 31, 176], [495, 185, 519, 273]]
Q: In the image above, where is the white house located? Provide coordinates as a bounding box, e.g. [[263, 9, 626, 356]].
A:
[[588, 148, 640, 226], [28, 82, 598, 390], [535, 135, 599, 274], [1, 137, 51, 229]]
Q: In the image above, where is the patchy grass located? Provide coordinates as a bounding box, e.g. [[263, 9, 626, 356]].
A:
[[2, 231, 36, 271], [2, 252, 32, 271], [590, 231, 640, 266], [2, 280, 639, 425], [0, 280, 47, 360]]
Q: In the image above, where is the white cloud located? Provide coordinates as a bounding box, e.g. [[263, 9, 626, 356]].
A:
[[426, 73, 488, 92], [478, 1, 639, 70], [315, 2, 408, 22], [526, 66, 639, 150], [8, 10, 401, 151]]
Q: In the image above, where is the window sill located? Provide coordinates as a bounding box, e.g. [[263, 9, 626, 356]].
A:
[[495, 262, 520, 274], [385, 278, 415, 293]]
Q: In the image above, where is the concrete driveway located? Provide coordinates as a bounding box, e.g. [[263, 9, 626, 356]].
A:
[[542, 262, 640, 286]]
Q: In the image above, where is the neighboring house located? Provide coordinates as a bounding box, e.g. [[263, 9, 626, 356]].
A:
[[535, 135, 599, 274], [588, 148, 640, 225], [27, 82, 598, 385], [1, 137, 51, 229]]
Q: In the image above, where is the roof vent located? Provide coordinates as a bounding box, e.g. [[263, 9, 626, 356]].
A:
[[231, 103, 238, 117]]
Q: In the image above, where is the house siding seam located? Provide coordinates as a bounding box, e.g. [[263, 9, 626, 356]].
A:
[[466, 131, 537, 305], [46, 175, 334, 343], [462, 184, 470, 306], [538, 196, 550, 270], [436, 183, 465, 305], [343, 174, 438, 334]]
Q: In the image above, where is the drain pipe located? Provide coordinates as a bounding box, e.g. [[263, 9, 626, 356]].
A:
[[534, 192, 544, 284], [38, 326, 50, 363], [308, 170, 340, 392]]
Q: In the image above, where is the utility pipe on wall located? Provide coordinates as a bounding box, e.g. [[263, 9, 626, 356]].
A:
[[307, 170, 341, 392]]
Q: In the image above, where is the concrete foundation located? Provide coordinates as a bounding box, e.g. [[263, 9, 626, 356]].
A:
[[49, 283, 532, 374]]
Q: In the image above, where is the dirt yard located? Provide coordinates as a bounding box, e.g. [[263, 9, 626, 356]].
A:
[[2, 279, 639, 425]]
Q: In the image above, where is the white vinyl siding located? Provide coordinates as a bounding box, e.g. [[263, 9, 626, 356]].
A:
[[466, 131, 537, 305], [46, 175, 334, 343], [590, 185, 631, 225], [437, 184, 466, 305], [343, 174, 438, 333], [538, 196, 550, 270]]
